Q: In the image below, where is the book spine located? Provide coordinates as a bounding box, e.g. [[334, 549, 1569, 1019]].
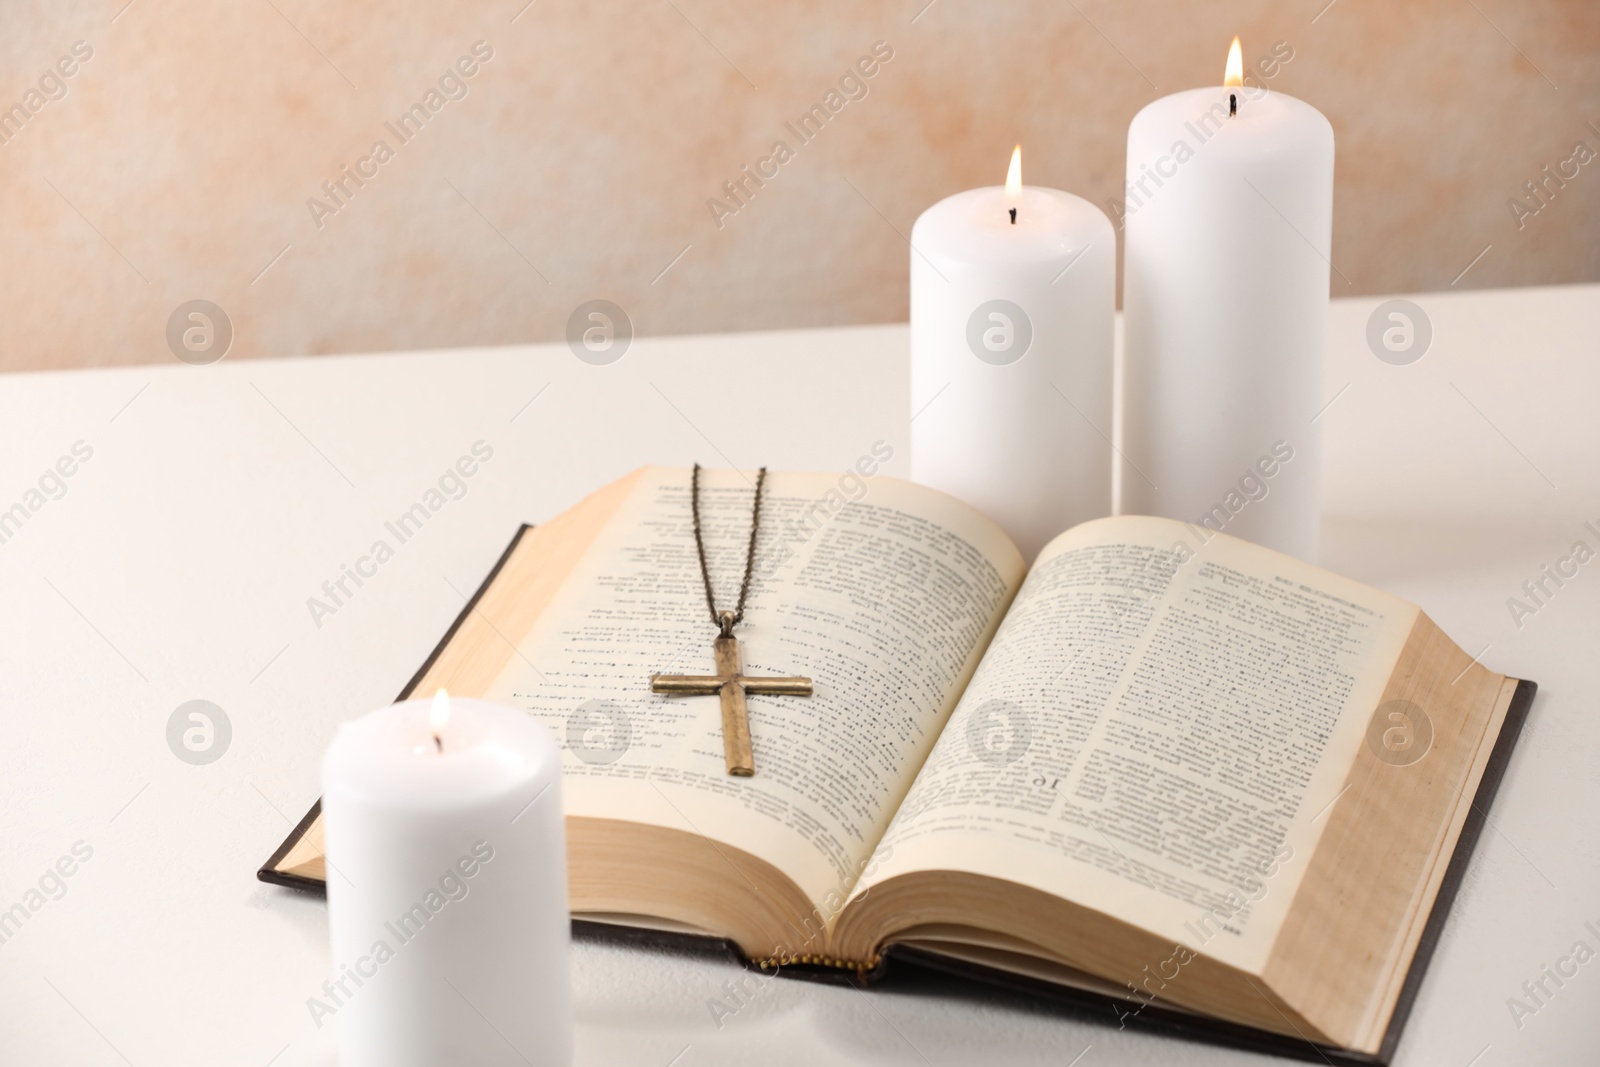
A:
[[756, 951, 881, 973]]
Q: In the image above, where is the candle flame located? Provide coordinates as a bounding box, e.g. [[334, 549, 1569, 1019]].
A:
[[430, 688, 451, 733], [1004, 145, 1022, 201], [1223, 36, 1243, 87]]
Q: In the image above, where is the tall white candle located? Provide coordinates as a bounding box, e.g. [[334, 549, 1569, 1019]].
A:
[[322, 692, 571, 1067], [1120, 38, 1334, 560], [910, 147, 1115, 561]]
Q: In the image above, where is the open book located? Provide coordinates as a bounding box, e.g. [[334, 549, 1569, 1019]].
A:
[[262, 465, 1534, 1064]]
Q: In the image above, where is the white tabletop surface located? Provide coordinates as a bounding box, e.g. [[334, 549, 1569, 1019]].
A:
[[2, 285, 1598, 1066]]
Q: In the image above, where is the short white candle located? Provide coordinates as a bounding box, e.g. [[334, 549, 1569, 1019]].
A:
[[910, 146, 1115, 561], [322, 691, 571, 1067], [1120, 37, 1334, 560]]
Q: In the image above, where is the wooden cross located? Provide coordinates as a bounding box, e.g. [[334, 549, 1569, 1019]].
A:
[[650, 614, 812, 777]]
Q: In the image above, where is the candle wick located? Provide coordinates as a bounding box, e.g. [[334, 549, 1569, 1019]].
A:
[[1008, 207, 1017, 225], [1229, 93, 1237, 118], [433, 734, 443, 753]]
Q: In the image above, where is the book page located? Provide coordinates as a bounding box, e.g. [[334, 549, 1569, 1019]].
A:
[[854, 516, 1417, 972], [484, 465, 1024, 922]]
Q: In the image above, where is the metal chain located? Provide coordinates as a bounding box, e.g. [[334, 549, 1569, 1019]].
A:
[[690, 463, 767, 637]]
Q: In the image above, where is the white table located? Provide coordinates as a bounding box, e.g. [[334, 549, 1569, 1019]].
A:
[[2, 285, 1597, 1066]]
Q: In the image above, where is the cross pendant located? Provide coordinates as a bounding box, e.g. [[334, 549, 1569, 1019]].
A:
[[650, 617, 812, 777]]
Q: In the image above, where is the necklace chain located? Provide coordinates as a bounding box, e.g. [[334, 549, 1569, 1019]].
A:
[[690, 464, 767, 638]]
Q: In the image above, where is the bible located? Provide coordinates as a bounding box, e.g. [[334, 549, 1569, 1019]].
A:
[[262, 464, 1535, 1064]]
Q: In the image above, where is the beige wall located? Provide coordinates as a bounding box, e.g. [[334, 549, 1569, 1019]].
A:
[[1, 0, 1595, 371]]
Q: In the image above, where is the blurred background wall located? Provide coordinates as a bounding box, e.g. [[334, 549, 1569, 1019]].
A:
[[0, 0, 1595, 371]]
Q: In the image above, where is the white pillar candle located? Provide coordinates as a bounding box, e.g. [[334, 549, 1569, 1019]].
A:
[[1120, 38, 1334, 561], [322, 691, 571, 1067], [910, 146, 1115, 561]]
